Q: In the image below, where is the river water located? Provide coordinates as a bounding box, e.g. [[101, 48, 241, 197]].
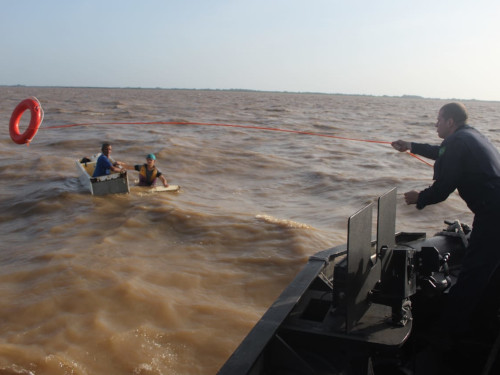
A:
[[0, 87, 498, 374]]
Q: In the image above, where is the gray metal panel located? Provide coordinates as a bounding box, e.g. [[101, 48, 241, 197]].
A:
[[377, 188, 397, 277], [346, 203, 379, 333]]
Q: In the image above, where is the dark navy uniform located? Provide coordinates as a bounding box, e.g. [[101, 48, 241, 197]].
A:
[[412, 125, 500, 214], [412, 125, 500, 334]]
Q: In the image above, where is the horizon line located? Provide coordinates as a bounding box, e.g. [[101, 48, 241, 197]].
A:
[[0, 84, 495, 103]]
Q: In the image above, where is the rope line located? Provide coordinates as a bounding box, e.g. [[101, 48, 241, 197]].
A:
[[408, 152, 434, 167], [43, 121, 391, 143], [41, 120, 431, 166]]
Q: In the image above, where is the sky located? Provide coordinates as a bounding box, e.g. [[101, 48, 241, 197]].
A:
[[1, 0, 500, 101]]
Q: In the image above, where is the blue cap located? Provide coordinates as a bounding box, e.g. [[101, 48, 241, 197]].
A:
[[146, 153, 156, 160]]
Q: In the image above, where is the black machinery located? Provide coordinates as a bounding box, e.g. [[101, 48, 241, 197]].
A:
[[218, 188, 499, 375]]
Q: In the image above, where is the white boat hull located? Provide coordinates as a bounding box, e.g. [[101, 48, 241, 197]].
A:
[[76, 156, 130, 196]]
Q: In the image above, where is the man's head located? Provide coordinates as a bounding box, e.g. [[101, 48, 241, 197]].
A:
[[436, 103, 468, 139], [101, 143, 112, 156]]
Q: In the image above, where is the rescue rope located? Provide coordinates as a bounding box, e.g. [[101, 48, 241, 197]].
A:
[[407, 152, 433, 167], [41, 120, 432, 166], [8, 98, 432, 166], [43, 120, 388, 144]]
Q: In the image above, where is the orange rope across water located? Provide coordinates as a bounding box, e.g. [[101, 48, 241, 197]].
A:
[[41, 120, 433, 167]]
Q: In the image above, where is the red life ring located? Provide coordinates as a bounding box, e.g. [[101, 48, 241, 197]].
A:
[[9, 97, 43, 145]]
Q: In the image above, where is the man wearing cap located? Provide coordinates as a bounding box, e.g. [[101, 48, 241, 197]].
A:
[[124, 153, 168, 187]]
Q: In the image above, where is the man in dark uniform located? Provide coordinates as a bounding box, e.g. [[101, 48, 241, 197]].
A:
[[392, 102, 500, 338]]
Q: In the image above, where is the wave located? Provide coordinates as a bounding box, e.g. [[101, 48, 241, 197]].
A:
[[255, 214, 313, 229]]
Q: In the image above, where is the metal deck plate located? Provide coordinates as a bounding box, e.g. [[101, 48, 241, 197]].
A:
[[377, 188, 396, 278], [346, 203, 380, 333]]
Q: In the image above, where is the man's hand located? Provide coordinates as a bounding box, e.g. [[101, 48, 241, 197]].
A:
[[391, 140, 411, 152], [404, 190, 419, 205]]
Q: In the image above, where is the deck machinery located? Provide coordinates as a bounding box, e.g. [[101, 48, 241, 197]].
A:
[[219, 188, 500, 374]]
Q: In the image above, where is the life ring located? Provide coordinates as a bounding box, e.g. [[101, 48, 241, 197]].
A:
[[9, 97, 43, 145]]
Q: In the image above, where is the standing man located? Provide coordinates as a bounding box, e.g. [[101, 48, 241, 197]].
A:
[[392, 102, 500, 338], [92, 143, 124, 177]]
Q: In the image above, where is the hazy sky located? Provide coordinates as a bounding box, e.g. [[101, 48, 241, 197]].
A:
[[2, 0, 499, 101]]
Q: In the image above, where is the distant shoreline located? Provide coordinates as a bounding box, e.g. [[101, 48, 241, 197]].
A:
[[0, 84, 494, 103]]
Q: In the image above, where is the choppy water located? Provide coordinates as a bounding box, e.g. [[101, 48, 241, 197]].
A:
[[0, 87, 499, 374]]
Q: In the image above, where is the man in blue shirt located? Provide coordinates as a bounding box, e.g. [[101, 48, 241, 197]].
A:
[[92, 143, 124, 177]]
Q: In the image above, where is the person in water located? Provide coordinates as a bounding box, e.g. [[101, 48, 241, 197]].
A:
[[92, 143, 124, 177], [124, 153, 168, 187], [392, 102, 500, 339]]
